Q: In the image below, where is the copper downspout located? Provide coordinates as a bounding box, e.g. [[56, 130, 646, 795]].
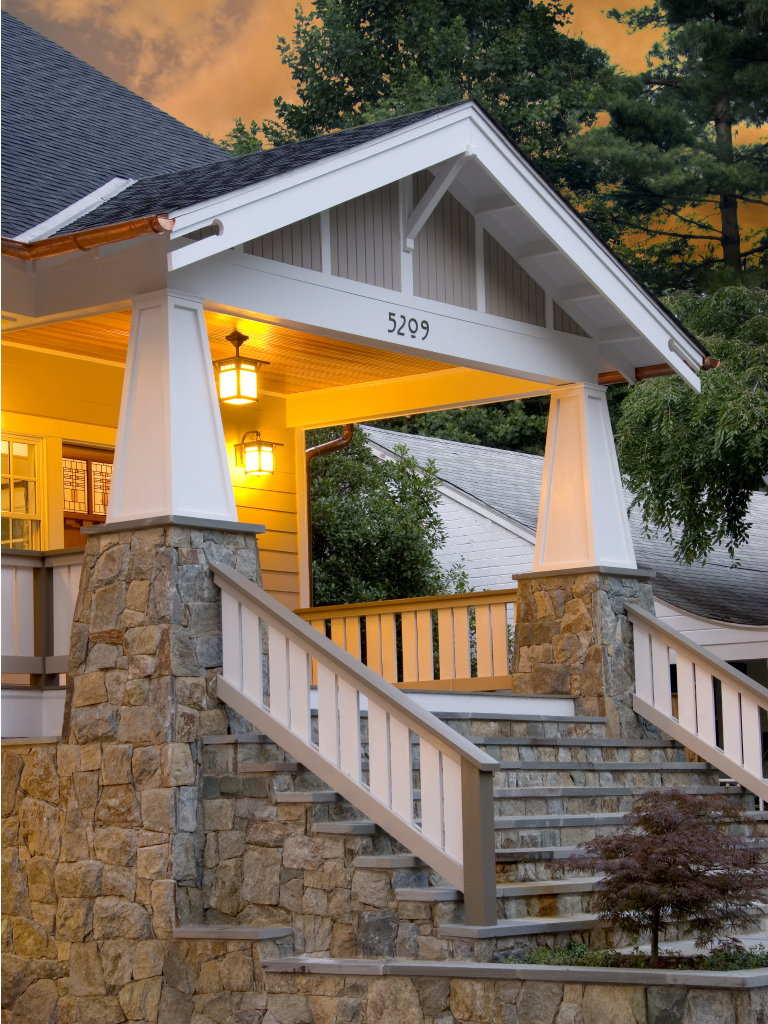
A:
[[1, 214, 175, 260], [305, 424, 354, 607]]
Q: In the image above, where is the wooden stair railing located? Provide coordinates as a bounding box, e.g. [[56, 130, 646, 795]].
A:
[[627, 602, 768, 801], [295, 589, 517, 692], [212, 563, 500, 926]]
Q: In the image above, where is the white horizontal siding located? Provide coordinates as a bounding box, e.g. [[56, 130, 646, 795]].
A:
[[434, 493, 534, 591]]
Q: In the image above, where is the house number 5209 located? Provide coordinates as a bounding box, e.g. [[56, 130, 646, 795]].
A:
[[388, 313, 430, 340]]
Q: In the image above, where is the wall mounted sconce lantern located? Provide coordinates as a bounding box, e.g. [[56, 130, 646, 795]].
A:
[[234, 431, 282, 476], [214, 328, 269, 405]]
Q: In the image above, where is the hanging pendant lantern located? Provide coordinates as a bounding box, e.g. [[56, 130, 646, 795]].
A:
[[234, 431, 282, 476], [214, 328, 269, 405]]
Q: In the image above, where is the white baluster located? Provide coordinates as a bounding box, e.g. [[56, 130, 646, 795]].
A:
[[442, 753, 463, 861], [720, 680, 742, 765], [740, 692, 764, 780], [419, 737, 444, 848], [337, 677, 361, 782], [16, 567, 34, 657], [367, 701, 390, 804], [316, 663, 339, 765], [1, 565, 16, 656], [268, 625, 290, 725], [651, 637, 672, 716], [221, 591, 242, 690], [241, 605, 263, 705], [389, 717, 413, 822], [676, 654, 696, 732], [633, 626, 653, 703], [695, 666, 716, 748], [289, 640, 311, 743]]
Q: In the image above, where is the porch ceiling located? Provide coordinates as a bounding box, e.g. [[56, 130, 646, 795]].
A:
[[2, 308, 456, 393]]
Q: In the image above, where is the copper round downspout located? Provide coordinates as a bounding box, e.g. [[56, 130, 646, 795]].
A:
[[305, 424, 354, 607]]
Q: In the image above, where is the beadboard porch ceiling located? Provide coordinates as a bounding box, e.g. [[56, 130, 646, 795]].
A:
[[2, 307, 457, 394]]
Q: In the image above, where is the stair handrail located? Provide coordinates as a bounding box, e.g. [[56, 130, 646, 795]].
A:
[[626, 601, 768, 801], [212, 563, 500, 926]]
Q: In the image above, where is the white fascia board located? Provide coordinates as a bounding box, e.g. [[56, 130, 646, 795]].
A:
[[14, 177, 136, 242], [654, 598, 768, 633], [172, 249, 598, 385], [367, 438, 536, 543], [166, 101, 701, 389]]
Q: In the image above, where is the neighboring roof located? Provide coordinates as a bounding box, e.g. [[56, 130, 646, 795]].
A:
[[365, 426, 768, 627], [1, 12, 229, 238], [54, 108, 456, 236]]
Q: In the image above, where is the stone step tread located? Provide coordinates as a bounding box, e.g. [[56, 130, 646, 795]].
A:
[[282, 784, 744, 805], [439, 713, 608, 724], [239, 761, 303, 774], [495, 810, 768, 829], [496, 846, 579, 862], [395, 877, 605, 902], [313, 822, 380, 835], [173, 925, 291, 940], [496, 760, 717, 771], [354, 855, 425, 869], [437, 914, 602, 939], [494, 785, 745, 798], [474, 737, 682, 747]]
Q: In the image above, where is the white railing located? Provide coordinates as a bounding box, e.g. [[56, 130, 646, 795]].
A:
[[213, 563, 499, 926], [296, 589, 517, 691], [1, 549, 83, 681], [627, 602, 768, 801]]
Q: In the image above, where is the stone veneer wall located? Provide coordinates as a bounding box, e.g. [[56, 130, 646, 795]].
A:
[[510, 572, 656, 738], [260, 972, 768, 1024]]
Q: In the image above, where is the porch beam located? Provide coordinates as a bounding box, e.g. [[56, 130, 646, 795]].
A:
[[284, 367, 547, 429], [176, 255, 599, 384]]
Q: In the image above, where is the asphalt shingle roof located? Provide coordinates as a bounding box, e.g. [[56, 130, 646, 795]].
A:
[[1, 11, 230, 238], [55, 108, 458, 235], [365, 426, 768, 627]]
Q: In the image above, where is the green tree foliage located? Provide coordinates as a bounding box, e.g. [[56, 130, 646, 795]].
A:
[[309, 426, 465, 605], [567, 0, 768, 290], [221, 0, 612, 181], [616, 285, 768, 564], [568, 790, 768, 961], [367, 397, 549, 453]]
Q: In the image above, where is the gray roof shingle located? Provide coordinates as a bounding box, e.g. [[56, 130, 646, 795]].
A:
[[55, 108, 458, 235], [365, 426, 768, 626], [1, 11, 230, 238]]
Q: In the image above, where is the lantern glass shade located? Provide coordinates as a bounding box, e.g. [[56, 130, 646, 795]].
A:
[[235, 432, 281, 476], [215, 356, 260, 404], [214, 328, 267, 405]]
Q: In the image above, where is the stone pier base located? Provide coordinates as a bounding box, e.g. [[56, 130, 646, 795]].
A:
[[510, 568, 656, 738]]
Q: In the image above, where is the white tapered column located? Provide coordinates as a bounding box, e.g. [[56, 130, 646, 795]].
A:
[[107, 289, 237, 523], [533, 383, 635, 571]]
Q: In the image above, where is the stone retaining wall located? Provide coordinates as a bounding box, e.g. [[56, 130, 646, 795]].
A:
[[260, 969, 768, 1024]]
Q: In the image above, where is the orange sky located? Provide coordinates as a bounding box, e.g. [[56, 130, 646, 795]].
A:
[[0, 1, 691, 141], [3, 0, 764, 149]]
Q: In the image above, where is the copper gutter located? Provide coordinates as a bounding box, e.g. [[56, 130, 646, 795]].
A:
[[598, 356, 719, 386], [305, 424, 355, 607], [1, 215, 175, 261]]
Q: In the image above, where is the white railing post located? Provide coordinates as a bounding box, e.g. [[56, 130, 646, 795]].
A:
[[461, 761, 497, 927]]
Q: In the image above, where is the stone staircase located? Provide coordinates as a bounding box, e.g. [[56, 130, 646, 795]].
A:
[[201, 706, 768, 960]]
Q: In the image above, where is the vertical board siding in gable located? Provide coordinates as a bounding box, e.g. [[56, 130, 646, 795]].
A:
[[413, 171, 477, 310], [552, 301, 590, 338], [330, 183, 401, 290], [245, 214, 322, 271], [484, 231, 546, 327]]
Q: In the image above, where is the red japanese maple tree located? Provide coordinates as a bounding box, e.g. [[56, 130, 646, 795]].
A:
[[568, 790, 768, 961]]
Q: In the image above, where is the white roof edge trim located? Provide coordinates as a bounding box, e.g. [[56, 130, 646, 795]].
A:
[[164, 102, 702, 389], [14, 177, 137, 242]]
